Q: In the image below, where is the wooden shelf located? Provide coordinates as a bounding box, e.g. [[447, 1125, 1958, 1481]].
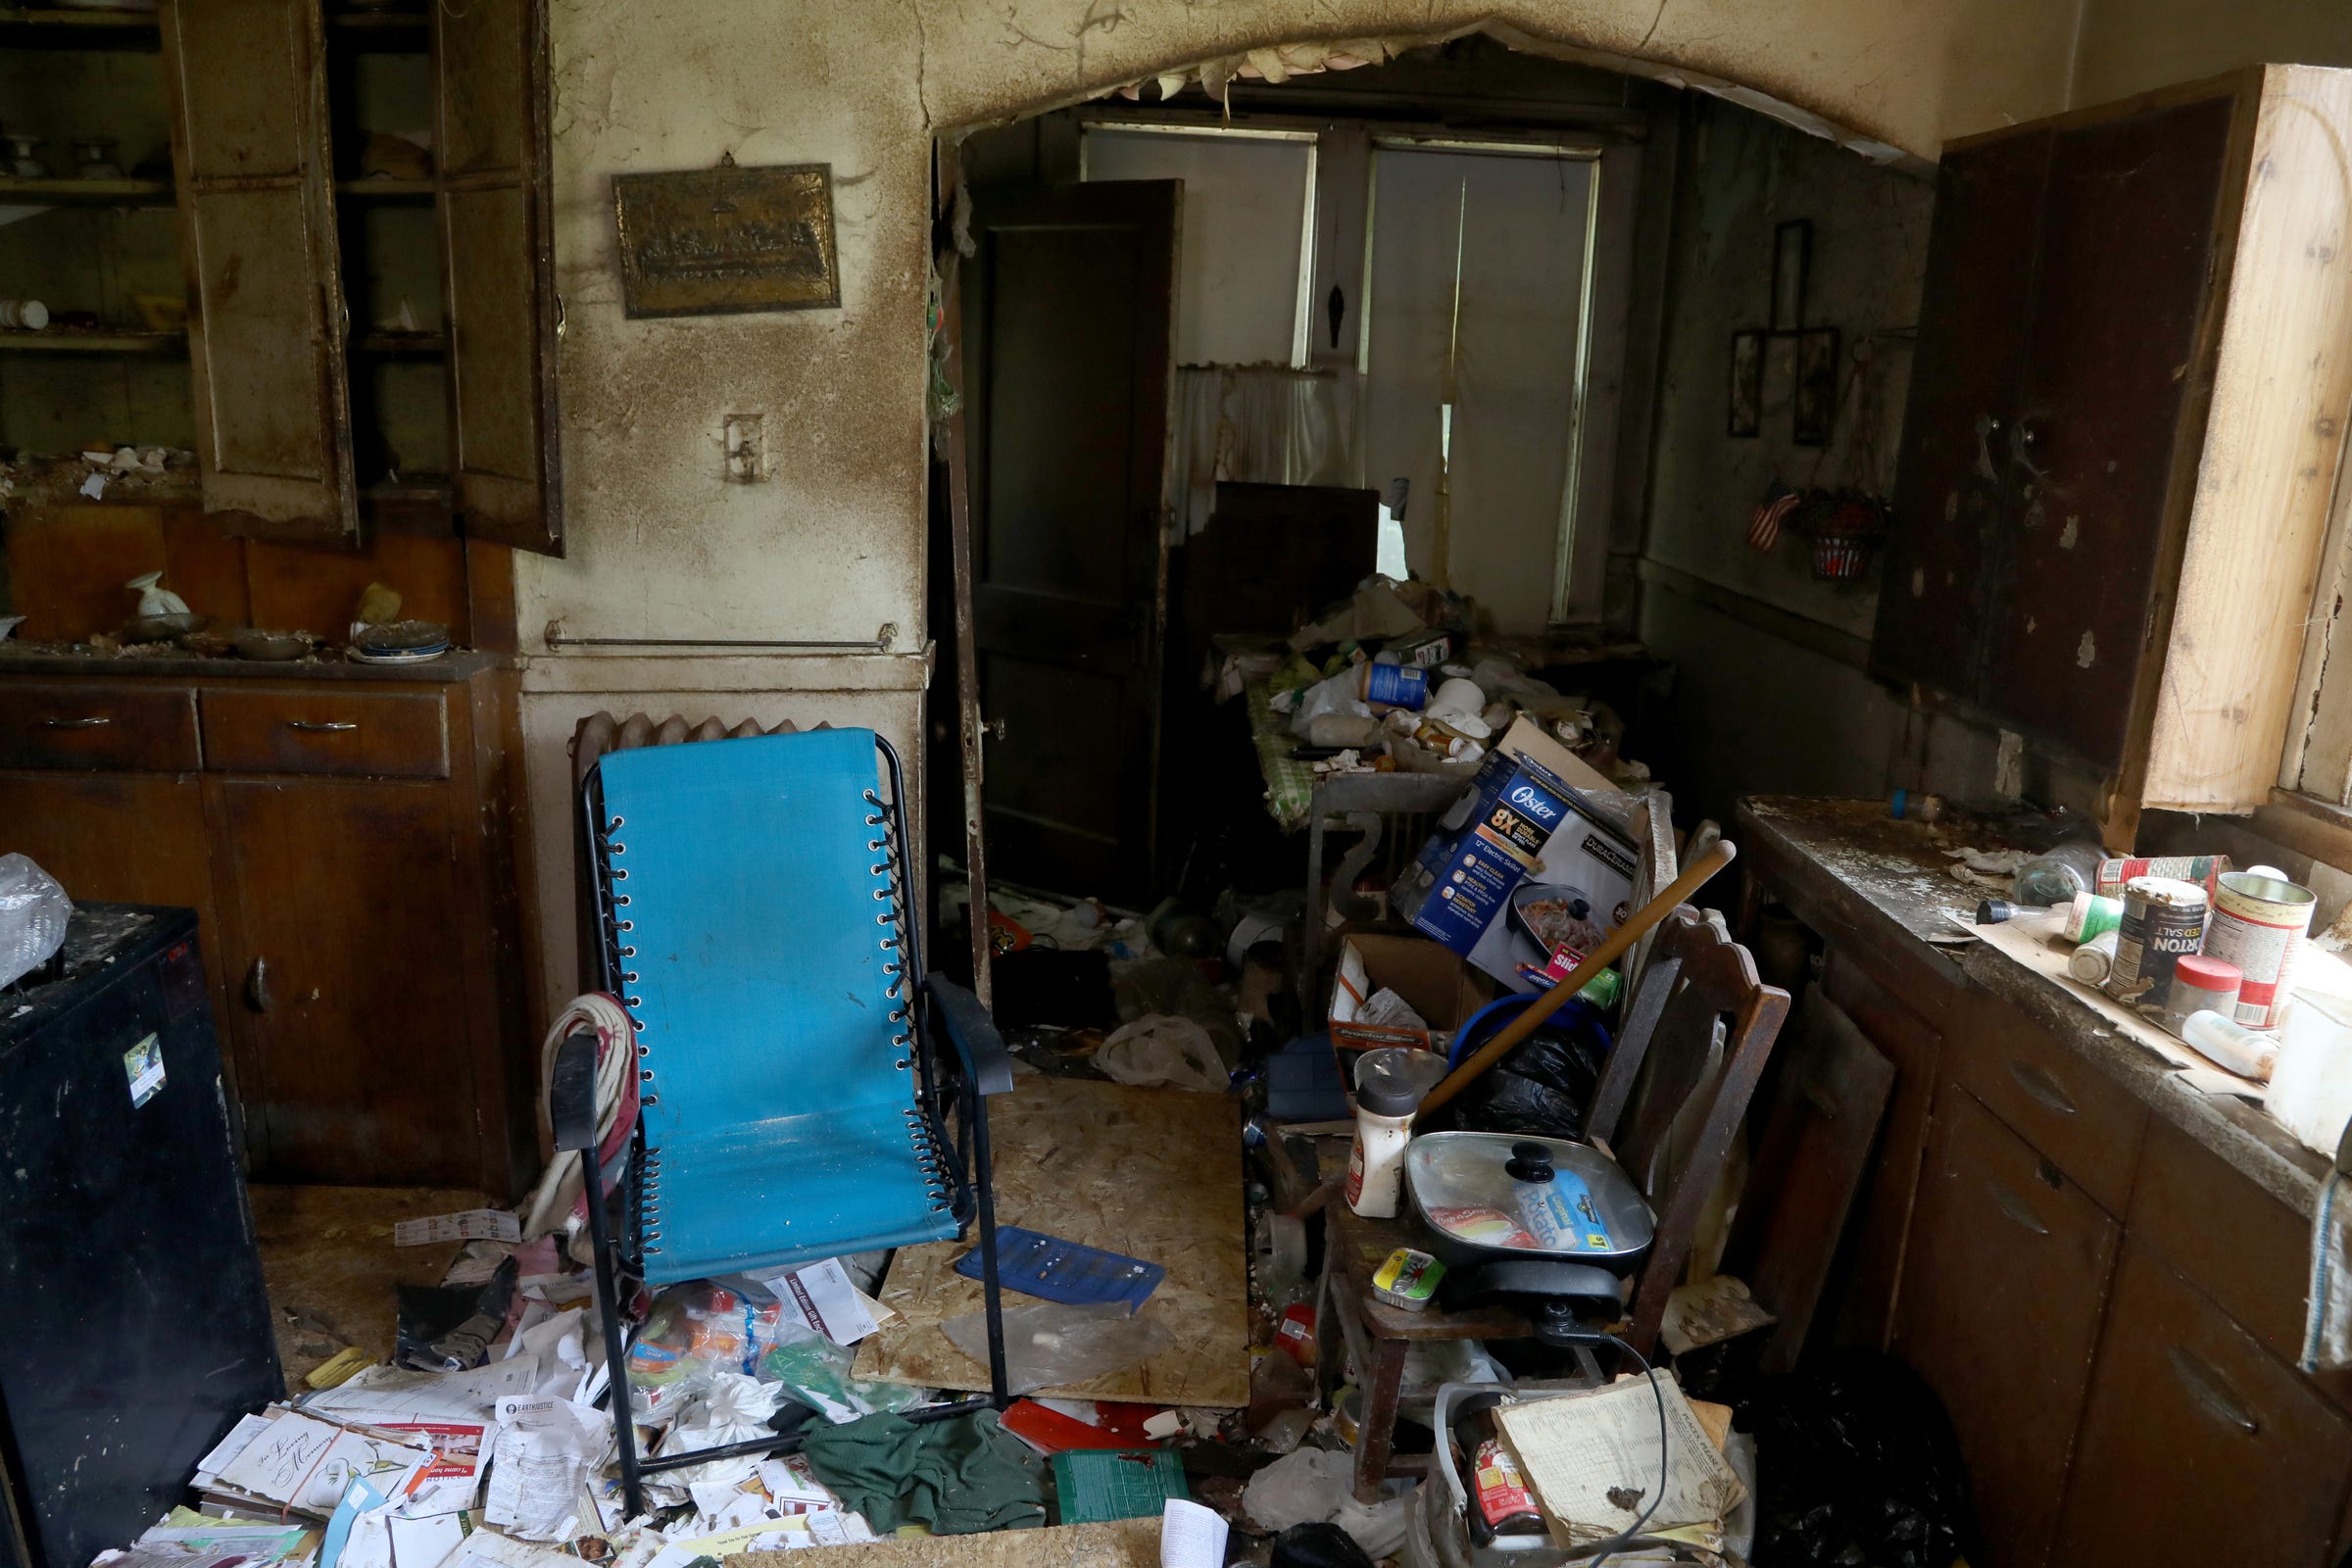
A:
[[0, 327, 183, 354], [0, 6, 161, 46], [336, 176, 433, 199], [353, 329, 445, 356], [0, 174, 172, 204]]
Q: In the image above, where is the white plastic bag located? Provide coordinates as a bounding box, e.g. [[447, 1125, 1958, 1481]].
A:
[[0, 854, 70, 989], [1097, 1014, 1229, 1093], [1243, 1447, 1408, 1555], [944, 1301, 1173, 1396], [648, 1371, 786, 1495]]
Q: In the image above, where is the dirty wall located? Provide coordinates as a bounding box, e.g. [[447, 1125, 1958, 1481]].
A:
[[513, 0, 2088, 1025]]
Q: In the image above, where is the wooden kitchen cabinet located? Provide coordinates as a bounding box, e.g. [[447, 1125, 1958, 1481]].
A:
[[0, 656, 531, 1192], [1893, 1087, 2120, 1567], [2052, 1240, 2352, 1564], [1874, 68, 2352, 839], [155, 0, 562, 550]]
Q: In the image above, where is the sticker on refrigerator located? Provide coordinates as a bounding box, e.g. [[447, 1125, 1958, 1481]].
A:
[[122, 1032, 166, 1107]]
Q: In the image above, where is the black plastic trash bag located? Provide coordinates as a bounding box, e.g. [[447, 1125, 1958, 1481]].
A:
[[1269, 1522, 1375, 1568], [1446, 1000, 1611, 1141], [1738, 1349, 1978, 1568]]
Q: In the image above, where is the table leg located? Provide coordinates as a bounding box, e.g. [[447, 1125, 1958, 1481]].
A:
[[1300, 802, 1328, 1019], [1354, 1336, 1410, 1503]]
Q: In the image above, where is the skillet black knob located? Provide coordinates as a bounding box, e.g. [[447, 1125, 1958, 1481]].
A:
[[1506, 1141, 1555, 1183]]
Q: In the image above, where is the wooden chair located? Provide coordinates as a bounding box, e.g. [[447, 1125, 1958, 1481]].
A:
[[1584, 903, 1793, 1355]]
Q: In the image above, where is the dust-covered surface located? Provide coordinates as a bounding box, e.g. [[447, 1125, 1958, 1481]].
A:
[[1741, 795, 1994, 944]]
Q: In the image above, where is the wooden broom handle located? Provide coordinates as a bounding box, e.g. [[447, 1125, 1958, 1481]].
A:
[[1418, 840, 1740, 1115]]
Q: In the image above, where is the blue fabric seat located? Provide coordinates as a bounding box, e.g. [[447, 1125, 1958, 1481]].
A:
[[560, 724, 1013, 1513]]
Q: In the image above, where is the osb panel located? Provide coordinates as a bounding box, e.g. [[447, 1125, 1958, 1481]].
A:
[[731, 1518, 1154, 1567], [855, 1077, 1249, 1408]]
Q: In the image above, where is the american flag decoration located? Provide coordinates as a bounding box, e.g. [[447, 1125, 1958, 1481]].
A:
[[1750, 482, 1800, 552]]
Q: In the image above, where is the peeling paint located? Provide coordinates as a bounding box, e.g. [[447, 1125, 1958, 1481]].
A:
[[2077, 629, 2097, 668], [2058, 514, 2079, 549]]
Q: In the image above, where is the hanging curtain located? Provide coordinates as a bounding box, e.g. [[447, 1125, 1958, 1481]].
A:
[[1165, 365, 1354, 539]]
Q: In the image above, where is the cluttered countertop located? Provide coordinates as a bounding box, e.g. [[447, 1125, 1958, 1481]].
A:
[[1739, 794, 2336, 1219]]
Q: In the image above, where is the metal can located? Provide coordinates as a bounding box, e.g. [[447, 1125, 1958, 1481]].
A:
[[2069, 929, 2120, 985], [2109, 876, 2209, 1007], [2094, 856, 2230, 899], [2201, 870, 2318, 1029]]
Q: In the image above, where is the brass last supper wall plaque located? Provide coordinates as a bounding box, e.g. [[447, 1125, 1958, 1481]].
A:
[[612, 162, 841, 318]]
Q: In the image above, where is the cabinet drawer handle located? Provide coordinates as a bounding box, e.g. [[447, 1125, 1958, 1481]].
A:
[[1984, 1177, 2051, 1237], [36, 715, 112, 729], [286, 719, 359, 733], [2007, 1057, 2078, 1116], [2167, 1346, 2260, 1436]]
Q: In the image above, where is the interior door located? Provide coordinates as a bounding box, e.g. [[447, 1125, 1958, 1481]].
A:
[[215, 777, 481, 1185], [434, 0, 563, 554], [161, 0, 357, 540], [960, 180, 1176, 902]]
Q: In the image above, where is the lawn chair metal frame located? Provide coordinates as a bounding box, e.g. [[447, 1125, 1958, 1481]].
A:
[[552, 732, 1012, 1517]]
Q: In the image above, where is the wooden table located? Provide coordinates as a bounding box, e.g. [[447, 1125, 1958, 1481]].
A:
[[1320, 1202, 1531, 1502]]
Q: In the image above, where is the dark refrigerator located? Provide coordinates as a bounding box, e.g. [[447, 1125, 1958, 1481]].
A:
[[0, 904, 282, 1568]]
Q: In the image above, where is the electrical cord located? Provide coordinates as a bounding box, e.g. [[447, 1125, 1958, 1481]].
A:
[[1580, 1332, 1672, 1568]]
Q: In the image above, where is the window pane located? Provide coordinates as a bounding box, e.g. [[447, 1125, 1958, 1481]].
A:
[[1083, 127, 1310, 367]]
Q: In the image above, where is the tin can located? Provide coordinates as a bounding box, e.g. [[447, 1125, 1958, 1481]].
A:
[[2201, 870, 2318, 1029], [2069, 929, 2119, 985], [1361, 661, 1428, 711], [2094, 856, 2230, 899], [2109, 876, 2209, 1007]]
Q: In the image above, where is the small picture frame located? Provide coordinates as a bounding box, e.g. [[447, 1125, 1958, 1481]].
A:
[[1792, 326, 1840, 446], [1728, 329, 1764, 438], [1770, 219, 1811, 331]]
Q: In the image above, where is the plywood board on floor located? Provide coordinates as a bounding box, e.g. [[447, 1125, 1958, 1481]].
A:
[[248, 1183, 490, 1384], [854, 1077, 1249, 1407], [730, 1518, 1155, 1567]]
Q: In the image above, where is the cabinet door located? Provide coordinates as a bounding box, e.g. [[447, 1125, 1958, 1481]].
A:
[[1821, 947, 1945, 1352], [0, 770, 241, 1111], [1893, 1087, 2120, 1567], [161, 0, 358, 540], [215, 777, 484, 1184], [1872, 126, 2051, 698], [434, 0, 562, 554], [1977, 91, 2236, 765], [2053, 1241, 2352, 1565]]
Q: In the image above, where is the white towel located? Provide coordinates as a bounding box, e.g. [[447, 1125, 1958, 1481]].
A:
[[2302, 1168, 2352, 1371]]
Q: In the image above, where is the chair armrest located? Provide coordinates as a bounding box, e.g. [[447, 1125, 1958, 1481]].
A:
[[550, 1029, 602, 1152], [926, 974, 1015, 1097]]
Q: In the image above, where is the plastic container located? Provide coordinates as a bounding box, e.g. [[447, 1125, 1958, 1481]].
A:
[[1346, 1048, 1448, 1219], [2069, 929, 2119, 985], [1888, 789, 1946, 823], [2270, 992, 2352, 1157], [2161, 955, 2242, 1037], [2061, 891, 2126, 942], [2180, 1010, 2279, 1081]]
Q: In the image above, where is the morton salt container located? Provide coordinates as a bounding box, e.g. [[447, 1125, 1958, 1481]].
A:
[[2108, 876, 2209, 1008], [2200, 869, 2318, 1029]]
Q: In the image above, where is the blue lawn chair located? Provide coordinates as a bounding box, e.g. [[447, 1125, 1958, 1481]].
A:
[[550, 727, 1012, 1515]]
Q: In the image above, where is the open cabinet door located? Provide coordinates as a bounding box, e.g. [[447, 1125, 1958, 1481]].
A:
[[434, 0, 563, 555], [161, 0, 356, 541]]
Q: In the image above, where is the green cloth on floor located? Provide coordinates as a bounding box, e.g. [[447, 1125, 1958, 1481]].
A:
[[800, 1409, 1047, 1536]]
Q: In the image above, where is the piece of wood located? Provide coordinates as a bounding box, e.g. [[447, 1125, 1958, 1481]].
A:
[[0, 681, 200, 770], [1722, 984, 1894, 1374], [854, 1077, 1250, 1407], [198, 687, 452, 779], [2183, 68, 2352, 811], [161, 0, 358, 539], [432, 0, 562, 555], [933, 152, 992, 1008], [731, 1517, 1156, 1567]]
